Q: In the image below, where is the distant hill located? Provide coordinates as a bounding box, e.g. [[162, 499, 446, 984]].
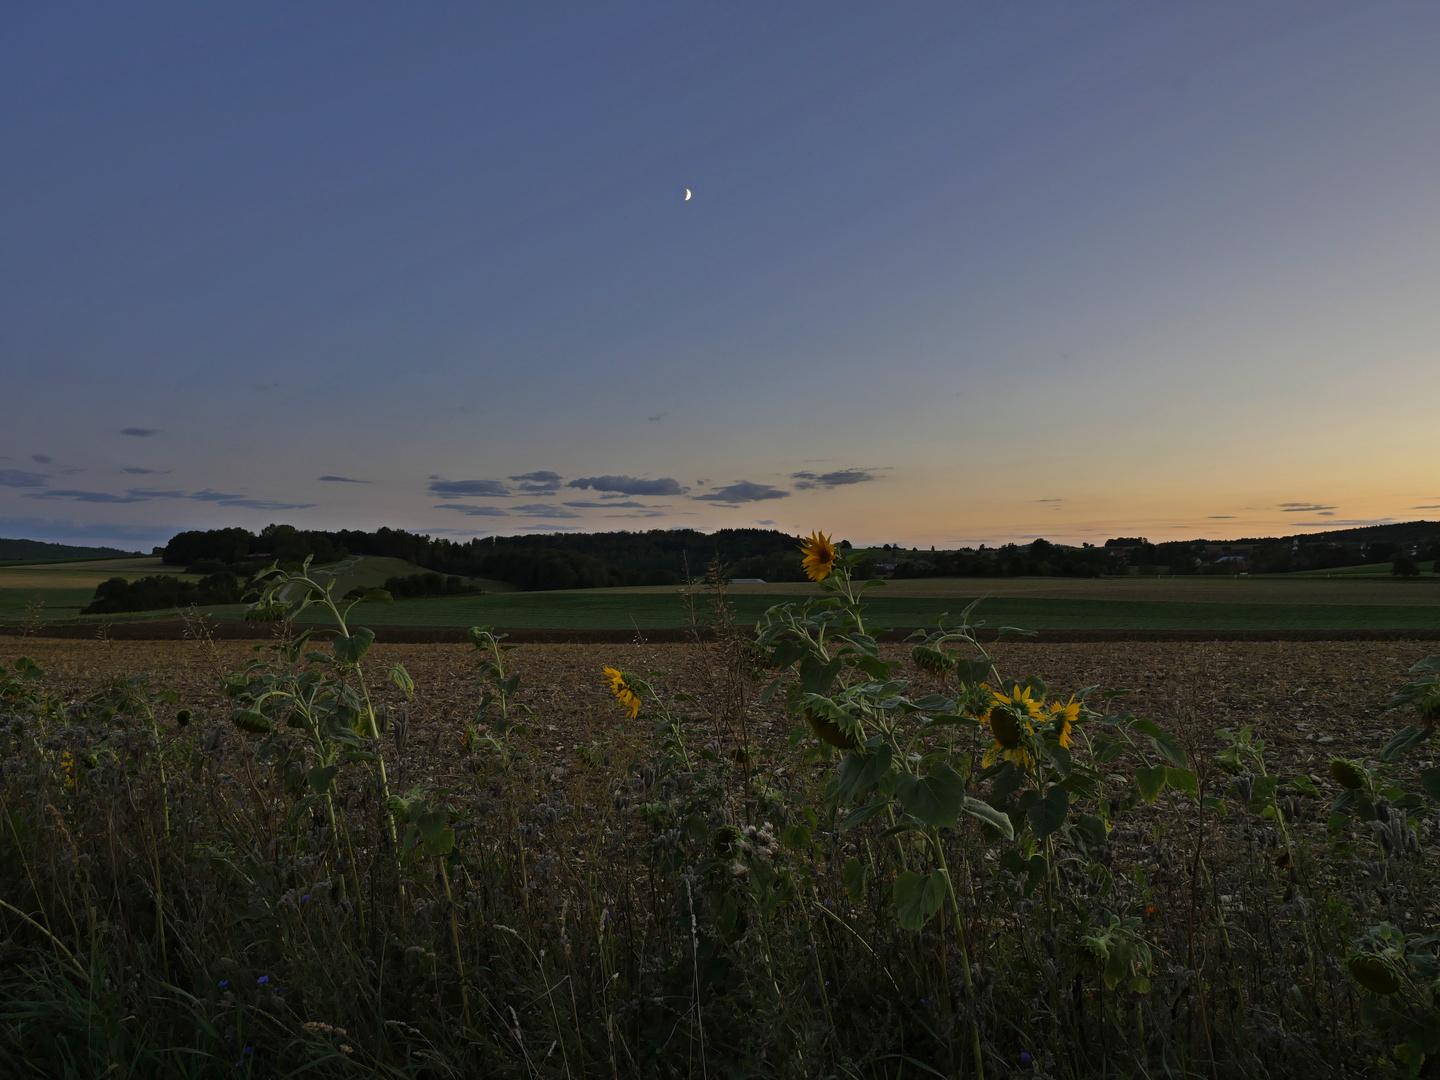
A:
[[0, 537, 139, 563], [1219, 521, 1440, 546]]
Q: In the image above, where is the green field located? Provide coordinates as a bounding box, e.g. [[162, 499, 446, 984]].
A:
[[1266, 559, 1435, 578], [4, 560, 1437, 632], [0, 554, 513, 624], [256, 582, 1440, 631]]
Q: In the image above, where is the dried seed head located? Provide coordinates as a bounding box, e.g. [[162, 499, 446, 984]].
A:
[[1346, 954, 1401, 995], [1328, 758, 1365, 791]]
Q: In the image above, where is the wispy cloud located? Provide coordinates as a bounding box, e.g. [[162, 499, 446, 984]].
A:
[[435, 504, 509, 517], [562, 500, 655, 509], [1412, 504, 1440, 510], [568, 475, 688, 496], [1279, 503, 1336, 513], [515, 524, 582, 531], [31, 455, 52, 465], [1208, 515, 1237, 519], [25, 489, 148, 504], [234, 498, 317, 510], [122, 467, 157, 475], [319, 475, 369, 483], [0, 470, 47, 488], [693, 481, 789, 503], [604, 510, 667, 519], [513, 504, 582, 518], [155, 489, 317, 510], [121, 427, 159, 437], [757, 519, 776, 526], [428, 478, 511, 497], [791, 469, 877, 489], [25, 487, 315, 510], [1036, 498, 1062, 503]]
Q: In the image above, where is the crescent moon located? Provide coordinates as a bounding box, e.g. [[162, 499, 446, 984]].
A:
[[684, 189, 691, 200]]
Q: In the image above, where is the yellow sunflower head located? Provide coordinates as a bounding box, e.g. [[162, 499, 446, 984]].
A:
[[1047, 697, 1081, 749], [991, 684, 1042, 721], [798, 530, 840, 583], [603, 666, 641, 719]]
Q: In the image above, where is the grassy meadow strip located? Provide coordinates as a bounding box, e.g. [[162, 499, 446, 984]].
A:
[[0, 544, 1438, 1077], [262, 591, 1440, 632]]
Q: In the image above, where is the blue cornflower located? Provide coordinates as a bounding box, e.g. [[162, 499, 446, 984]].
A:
[[257, 975, 269, 985]]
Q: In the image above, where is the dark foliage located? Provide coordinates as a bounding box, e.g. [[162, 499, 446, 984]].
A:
[[81, 573, 245, 614], [160, 525, 794, 590]]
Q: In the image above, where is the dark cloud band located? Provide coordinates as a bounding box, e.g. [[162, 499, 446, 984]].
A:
[[693, 481, 789, 503]]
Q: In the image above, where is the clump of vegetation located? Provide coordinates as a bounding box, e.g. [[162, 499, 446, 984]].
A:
[[368, 571, 481, 600], [82, 571, 245, 614], [4, 534, 1440, 1077]]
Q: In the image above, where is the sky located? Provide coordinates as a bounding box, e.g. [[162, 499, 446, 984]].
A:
[[3, 2, 1439, 551]]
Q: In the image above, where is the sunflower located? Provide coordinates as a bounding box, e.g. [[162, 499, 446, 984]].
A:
[[981, 686, 1042, 768], [798, 530, 839, 583], [603, 666, 641, 719], [1047, 696, 1080, 749]]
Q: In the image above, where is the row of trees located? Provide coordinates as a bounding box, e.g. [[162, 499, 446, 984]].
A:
[[152, 523, 1440, 596], [160, 525, 808, 590]]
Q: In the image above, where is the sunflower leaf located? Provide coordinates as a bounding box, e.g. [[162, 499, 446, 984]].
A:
[[894, 762, 966, 828], [893, 869, 948, 931], [1165, 767, 1200, 800], [1135, 766, 1167, 803], [836, 745, 893, 803], [1028, 784, 1069, 837], [1381, 725, 1433, 762], [960, 796, 1014, 840]]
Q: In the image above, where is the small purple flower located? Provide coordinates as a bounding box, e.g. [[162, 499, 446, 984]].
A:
[[301, 894, 310, 902], [218, 979, 229, 988], [257, 975, 269, 985], [1021, 1052, 1032, 1064]]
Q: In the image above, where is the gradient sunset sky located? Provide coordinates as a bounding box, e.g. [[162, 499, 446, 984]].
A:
[[4, 3, 1439, 550]]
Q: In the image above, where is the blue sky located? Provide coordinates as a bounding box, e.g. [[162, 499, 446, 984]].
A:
[[4, 2, 1439, 550]]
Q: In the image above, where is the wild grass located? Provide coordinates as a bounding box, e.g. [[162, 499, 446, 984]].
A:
[[1, 597, 1437, 1077]]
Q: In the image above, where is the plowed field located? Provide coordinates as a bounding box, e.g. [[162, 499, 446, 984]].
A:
[[7, 637, 1434, 797]]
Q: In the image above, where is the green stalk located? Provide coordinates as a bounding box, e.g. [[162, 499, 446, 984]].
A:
[[932, 829, 984, 1080]]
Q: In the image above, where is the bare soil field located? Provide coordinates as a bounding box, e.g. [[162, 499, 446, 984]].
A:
[[8, 636, 1434, 801], [5, 634, 1439, 1076]]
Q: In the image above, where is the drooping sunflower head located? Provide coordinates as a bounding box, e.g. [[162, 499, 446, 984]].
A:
[[989, 705, 1024, 749], [798, 531, 840, 583], [981, 685, 1041, 769], [1346, 954, 1402, 995], [1329, 757, 1366, 791], [1047, 697, 1081, 749], [603, 666, 642, 719]]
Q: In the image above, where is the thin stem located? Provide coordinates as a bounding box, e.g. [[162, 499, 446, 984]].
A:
[[932, 829, 985, 1080]]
